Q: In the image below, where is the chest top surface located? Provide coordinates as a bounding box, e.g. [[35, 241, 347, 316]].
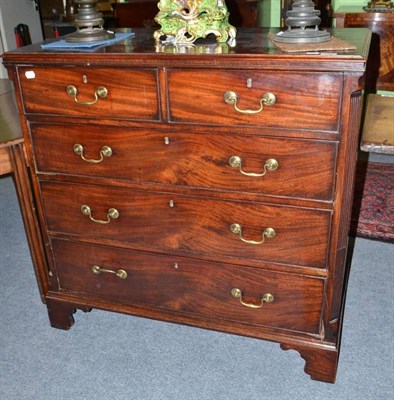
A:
[[3, 28, 370, 71]]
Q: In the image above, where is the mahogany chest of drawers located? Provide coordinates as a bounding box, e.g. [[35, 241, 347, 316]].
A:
[[3, 28, 371, 383]]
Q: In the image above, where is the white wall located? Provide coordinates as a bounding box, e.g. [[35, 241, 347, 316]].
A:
[[0, 0, 43, 78]]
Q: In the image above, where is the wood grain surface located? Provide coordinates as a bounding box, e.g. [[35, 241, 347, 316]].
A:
[[40, 180, 331, 269], [19, 67, 159, 120], [168, 70, 342, 131], [31, 124, 337, 201], [52, 239, 325, 334]]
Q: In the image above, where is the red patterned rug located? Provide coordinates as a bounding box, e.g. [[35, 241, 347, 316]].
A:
[[351, 161, 394, 242]]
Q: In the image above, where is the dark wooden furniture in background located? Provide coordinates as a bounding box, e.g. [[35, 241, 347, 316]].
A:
[[315, 0, 333, 27], [38, 0, 65, 39], [112, 0, 158, 28], [0, 79, 47, 301], [334, 6, 393, 91], [3, 28, 371, 384], [334, 7, 394, 242], [226, 0, 259, 27], [112, 0, 259, 28], [37, 0, 259, 36]]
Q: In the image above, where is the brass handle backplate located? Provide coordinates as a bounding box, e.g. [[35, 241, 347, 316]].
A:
[[91, 265, 127, 279], [66, 84, 108, 106], [73, 143, 112, 164], [230, 223, 276, 245], [229, 156, 278, 177], [224, 91, 276, 114], [81, 204, 119, 224], [231, 288, 274, 309]]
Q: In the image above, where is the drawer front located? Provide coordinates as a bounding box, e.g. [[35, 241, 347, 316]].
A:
[[52, 239, 324, 334], [41, 181, 331, 268], [168, 70, 341, 131], [139, 132, 337, 201], [18, 67, 159, 120], [31, 123, 140, 179], [32, 124, 337, 201]]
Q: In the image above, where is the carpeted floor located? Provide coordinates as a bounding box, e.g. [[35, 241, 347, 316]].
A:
[[0, 175, 393, 400], [351, 161, 394, 241]]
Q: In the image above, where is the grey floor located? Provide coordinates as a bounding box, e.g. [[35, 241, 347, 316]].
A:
[[0, 175, 393, 400]]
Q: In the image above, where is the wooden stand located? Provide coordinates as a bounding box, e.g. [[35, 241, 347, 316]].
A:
[[361, 94, 394, 154]]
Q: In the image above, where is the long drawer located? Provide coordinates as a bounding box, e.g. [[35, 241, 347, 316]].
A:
[[31, 124, 337, 201], [167, 70, 342, 132], [52, 239, 325, 334], [40, 181, 331, 268], [18, 67, 159, 120]]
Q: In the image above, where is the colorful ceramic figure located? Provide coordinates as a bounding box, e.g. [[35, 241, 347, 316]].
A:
[[154, 0, 237, 44]]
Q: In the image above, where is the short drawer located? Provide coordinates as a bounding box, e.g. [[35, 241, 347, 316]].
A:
[[167, 70, 342, 132], [41, 181, 331, 269], [31, 124, 337, 201], [18, 67, 159, 120], [52, 239, 325, 335], [31, 123, 141, 179]]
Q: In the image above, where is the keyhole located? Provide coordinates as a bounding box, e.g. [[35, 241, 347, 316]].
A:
[[82, 75, 88, 84]]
